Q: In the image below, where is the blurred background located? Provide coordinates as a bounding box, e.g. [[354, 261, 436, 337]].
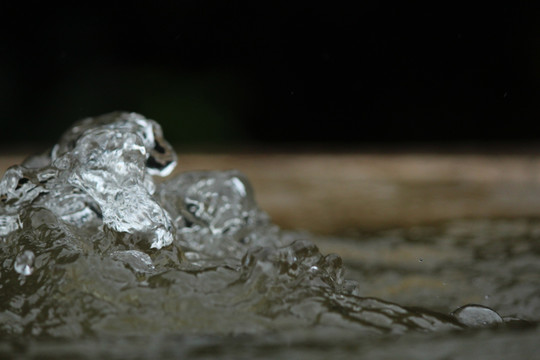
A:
[[1, 2, 538, 151]]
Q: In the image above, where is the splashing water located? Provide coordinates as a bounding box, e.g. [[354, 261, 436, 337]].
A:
[[0, 113, 534, 346]]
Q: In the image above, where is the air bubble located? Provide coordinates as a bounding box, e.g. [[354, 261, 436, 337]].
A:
[[14, 250, 35, 276], [452, 304, 503, 327]]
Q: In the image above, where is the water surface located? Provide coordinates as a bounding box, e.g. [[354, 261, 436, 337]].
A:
[[1, 113, 538, 359]]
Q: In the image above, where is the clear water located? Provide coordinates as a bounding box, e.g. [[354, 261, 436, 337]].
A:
[[0, 112, 538, 359]]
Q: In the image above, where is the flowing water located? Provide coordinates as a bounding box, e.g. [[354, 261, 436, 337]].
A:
[[0, 113, 538, 359]]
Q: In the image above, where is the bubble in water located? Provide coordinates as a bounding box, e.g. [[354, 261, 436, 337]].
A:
[[451, 304, 503, 327], [14, 250, 35, 276]]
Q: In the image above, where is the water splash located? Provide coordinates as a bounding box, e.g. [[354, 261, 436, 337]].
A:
[[0, 112, 520, 338], [1, 112, 176, 249]]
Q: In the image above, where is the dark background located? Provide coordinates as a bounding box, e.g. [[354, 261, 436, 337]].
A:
[[1, 2, 538, 150]]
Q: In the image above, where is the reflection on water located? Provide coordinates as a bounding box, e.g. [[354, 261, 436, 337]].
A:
[[0, 113, 538, 358]]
